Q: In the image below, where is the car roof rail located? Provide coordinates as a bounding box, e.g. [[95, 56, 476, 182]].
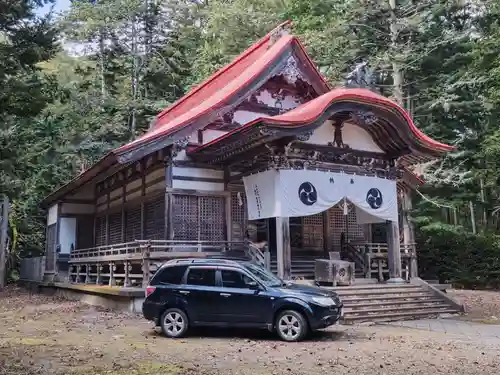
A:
[[162, 258, 243, 266]]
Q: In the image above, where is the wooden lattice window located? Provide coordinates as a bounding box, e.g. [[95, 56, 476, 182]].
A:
[[172, 195, 198, 241], [173, 194, 226, 242], [327, 204, 368, 249], [108, 212, 122, 244], [230, 192, 247, 242], [200, 196, 225, 241], [145, 194, 165, 240], [125, 205, 141, 242], [95, 216, 106, 246], [302, 213, 324, 251], [45, 224, 56, 272]]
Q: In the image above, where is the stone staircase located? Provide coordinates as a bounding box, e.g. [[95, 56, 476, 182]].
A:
[[332, 281, 464, 323], [270, 256, 317, 279], [270, 255, 367, 280]]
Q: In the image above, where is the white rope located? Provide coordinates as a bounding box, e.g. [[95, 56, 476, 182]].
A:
[[415, 188, 455, 209]]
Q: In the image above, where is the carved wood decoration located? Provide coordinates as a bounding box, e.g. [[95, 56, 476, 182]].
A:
[[330, 120, 350, 149], [201, 75, 317, 132]]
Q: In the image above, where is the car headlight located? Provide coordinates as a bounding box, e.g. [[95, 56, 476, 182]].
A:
[[311, 297, 336, 306]]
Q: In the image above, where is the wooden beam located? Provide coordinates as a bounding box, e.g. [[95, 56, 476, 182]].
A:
[[386, 220, 403, 282], [165, 158, 173, 240], [276, 217, 291, 280], [140, 160, 146, 240]]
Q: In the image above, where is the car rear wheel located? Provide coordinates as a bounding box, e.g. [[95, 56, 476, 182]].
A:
[[160, 308, 189, 338], [275, 310, 308, 342]]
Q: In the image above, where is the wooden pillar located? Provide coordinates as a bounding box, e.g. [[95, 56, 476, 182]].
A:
[[109, 262, 116, 286], [142, 241, 151, 287], [165, 160, 173, 240], [124, 261, 130, 287], [121, 184, 126, 242], [402, 189, 418, 278], [84, 264, 91, 284], [96, 264, 102, 285], [276, 217, 291, 280], [386, 220, 403, 282], [140, 160, 146, 240], [323, 209, 331, 254]]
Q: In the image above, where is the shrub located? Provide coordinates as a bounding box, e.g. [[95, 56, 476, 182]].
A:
[[417, 222, 500, 289]]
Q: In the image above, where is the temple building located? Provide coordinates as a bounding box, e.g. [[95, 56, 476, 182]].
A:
[[41, 22, 453, 287]]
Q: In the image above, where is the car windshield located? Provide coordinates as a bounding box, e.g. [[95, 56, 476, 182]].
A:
[[244, 263, 283, 287]]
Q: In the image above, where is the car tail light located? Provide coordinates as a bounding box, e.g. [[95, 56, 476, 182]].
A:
[[145, 286, 156, 297]]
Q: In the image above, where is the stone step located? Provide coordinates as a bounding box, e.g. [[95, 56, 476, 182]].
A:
[[342, 298, 444, 308], [344, 303, 451, 315], [342, 308, 459, 323], [340, 294, 438, 303], [332, 283, 421, 291], [335, 288, 428, 297]]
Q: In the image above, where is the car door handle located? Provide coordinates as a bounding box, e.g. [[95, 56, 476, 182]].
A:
[[179, 290, 190, 295], [220, 293, 231, 297]]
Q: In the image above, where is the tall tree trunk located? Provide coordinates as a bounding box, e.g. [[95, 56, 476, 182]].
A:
[[389, 0, 403, 106], [130, 17, 138, 139], [99, 28, 106, 99]]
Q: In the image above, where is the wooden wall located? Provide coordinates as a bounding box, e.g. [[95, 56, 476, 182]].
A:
[[91, 153, 167, 247]]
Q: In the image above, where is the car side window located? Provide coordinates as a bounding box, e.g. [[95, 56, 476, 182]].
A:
[[186, 268, 216, 286], [153, 265, 188, 286], [220, 269, 253, 289]]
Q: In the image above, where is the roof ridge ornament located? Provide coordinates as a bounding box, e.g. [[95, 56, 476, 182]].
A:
[[268, 23, 291, 47], [276, 56, 310, 86], [344, 61, 378, 92]]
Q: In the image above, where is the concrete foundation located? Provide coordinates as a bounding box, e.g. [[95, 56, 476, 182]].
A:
[[19, 281, 145, 314]]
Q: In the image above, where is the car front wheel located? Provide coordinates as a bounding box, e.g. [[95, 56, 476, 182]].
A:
[[160, 308, 189, 338], [275, 310, 308, 342]]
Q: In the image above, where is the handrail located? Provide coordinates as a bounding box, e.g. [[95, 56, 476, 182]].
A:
[[245, 240, 267, 268], [70, 240, 248, 259], [342, 243, 365, 271]]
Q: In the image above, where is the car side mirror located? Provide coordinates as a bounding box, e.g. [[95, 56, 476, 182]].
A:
[[247, 281, 260, 290]]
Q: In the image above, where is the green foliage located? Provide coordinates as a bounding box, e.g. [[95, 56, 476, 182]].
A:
[[417, 222, 500, 289]]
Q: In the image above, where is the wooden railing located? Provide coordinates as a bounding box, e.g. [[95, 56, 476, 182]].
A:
[[70, 240, 248, 261], [246, 241, 271, 270], [350, 242, 417, 281], [68, 240, 251, 287]]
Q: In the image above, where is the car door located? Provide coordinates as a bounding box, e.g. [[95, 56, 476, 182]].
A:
[[215, 267, 273, 327], [180, 266, 221, 324]]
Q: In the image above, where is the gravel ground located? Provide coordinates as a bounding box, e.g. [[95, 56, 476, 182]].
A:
[[1, 286, 500, 375], [448, 289, 500, 323]]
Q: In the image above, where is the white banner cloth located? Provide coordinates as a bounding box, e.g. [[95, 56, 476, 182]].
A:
[[243, 169, 398, 222]]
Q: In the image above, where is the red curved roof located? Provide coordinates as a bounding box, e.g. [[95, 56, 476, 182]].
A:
[[116, 21, 329, 154], [195, 88, 454, 152]]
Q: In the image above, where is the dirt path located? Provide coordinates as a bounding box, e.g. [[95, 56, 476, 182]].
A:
[[1, 287, 499, 375]]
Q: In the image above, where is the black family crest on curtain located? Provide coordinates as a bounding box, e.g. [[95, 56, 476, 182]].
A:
[[366, 188, 383, 209], [298, 182, 317, 206]]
